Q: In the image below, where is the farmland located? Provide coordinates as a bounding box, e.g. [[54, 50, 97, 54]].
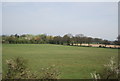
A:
[[2, 44, 118, 79]]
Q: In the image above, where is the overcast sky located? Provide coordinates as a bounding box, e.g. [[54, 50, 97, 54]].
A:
[[1, 2, 118, 40]]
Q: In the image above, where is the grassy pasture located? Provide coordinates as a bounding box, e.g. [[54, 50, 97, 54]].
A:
[[2, 44, 118, 79]]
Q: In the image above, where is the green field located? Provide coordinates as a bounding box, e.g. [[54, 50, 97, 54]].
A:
[[2, 44, 118, 79]]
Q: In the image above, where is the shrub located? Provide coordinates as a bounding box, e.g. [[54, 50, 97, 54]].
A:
[[4, 57, 37, 79], [91, 57, 119, 80], [3, 57, 60, 80], [40, 65, 60, 80]]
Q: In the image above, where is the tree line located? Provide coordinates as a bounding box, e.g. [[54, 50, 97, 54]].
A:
[[1, 34, 120, 47]]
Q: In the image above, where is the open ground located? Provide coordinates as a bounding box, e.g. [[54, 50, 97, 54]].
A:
[[2, 44, 118, 79]]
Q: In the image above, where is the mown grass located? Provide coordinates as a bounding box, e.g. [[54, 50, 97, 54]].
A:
[[2, 44, 118, 79]]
